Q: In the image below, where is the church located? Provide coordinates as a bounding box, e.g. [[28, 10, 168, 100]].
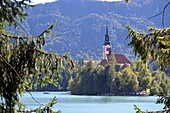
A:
[[99, 26, 131, 68]]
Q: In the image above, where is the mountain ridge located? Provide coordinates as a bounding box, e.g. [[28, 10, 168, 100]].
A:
[[22, 0, 170, 60]]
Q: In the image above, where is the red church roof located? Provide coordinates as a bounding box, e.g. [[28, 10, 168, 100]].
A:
[[114, 54, 131, 64], [99, 54, 131, 67], [99, 59, 108, 66]]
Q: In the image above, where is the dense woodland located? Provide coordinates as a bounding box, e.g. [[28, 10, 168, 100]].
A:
[[47, 57, 170, 96]]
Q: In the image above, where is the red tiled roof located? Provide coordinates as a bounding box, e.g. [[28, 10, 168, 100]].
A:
[[99, 54, 131, 67], [99, 59, 108, 65], [114, 54, 131, 64]]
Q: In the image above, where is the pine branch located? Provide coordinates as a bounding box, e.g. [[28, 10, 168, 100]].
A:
[[27, 91, 45, 106]]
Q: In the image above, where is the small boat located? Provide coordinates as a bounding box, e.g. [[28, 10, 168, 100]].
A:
[[43, 91, 50, 94]]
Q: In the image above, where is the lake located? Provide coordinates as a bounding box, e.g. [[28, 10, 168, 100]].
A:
[[20, 92, 164, 113]]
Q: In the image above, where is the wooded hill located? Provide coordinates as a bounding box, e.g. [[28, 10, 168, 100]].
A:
[[20, 0, 170, 60]]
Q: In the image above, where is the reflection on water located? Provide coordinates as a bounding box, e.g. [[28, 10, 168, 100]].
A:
[[20, 92, 164, 113]]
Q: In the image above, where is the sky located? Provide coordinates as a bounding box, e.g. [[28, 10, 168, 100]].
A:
[[90, 0, 122, 1], [31, 0, 122, 4], [31, 0, 57, 4]]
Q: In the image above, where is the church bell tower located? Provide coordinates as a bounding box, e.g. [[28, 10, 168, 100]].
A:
[[103, 26, 112, 61]]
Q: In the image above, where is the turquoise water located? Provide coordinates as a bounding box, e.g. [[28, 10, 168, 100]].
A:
[[20, 92, 164, 113]]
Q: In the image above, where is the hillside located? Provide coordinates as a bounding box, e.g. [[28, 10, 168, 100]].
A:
[[21, 0, 170, 60]]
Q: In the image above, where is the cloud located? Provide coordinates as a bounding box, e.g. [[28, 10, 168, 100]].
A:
[[31, 0, 122, 4], [31, 0, 58, 4]]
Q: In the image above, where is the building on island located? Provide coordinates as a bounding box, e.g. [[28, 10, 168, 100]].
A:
[[99, 26, 131, 68]]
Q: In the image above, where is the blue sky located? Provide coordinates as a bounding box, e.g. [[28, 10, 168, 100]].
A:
[[31, 0, 122, 4]]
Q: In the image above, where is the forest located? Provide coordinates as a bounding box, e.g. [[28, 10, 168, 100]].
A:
[[56, 58, 170, 96]]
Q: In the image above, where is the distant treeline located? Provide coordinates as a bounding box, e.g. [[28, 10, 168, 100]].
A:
[[69, 59, 170, 96], [37, 58, 170, 96]]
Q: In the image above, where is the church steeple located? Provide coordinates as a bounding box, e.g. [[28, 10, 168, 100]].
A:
[[102, 26, 112, 60], [106, 26, 108, 34], [99, 25, 131, 68], [104, 26, 110, 45]]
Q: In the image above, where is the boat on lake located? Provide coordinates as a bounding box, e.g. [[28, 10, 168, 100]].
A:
[[43, 91, 50, 94]]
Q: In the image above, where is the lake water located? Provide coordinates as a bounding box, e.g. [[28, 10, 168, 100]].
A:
[[20, 92, 164, 113]]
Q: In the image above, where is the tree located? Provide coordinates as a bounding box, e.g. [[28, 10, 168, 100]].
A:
[[79, 59, 97, 95], [126, 0, 170, 111], [0, 0, 32, 26], [93, 66, 105, 94], [115, 64, 121, 72], [150, 71, 170, 95], [58, 59, 74, 91], [69, 59, 96, 95], [102, 65, 114, 94], [0, 0, 74, 112], [127, 25, 170, 70], [122, 67, 139, 95], [136, 64, 152, 93], [127, 25, 170, 112], [110, 71, 123, 95], [108, 52, 117, 67]]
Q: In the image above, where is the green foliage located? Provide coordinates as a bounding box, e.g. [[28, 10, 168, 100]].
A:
[[0, 21, 73, 112], [12, 96, 60, 113], [111, 66, 139, 95], [108, 53, 117, 67], [127, 25, 170, 70], [134, 105, 144, 113], [0, 0, 33, 26], [69, 59, 170, 96], [126, 13, 170, 113], [0, 0, 74, 112], [115, 64, 121, 72], [127, 25, 170, 113], [70, 59, 114, 95], [110, 71, 123, 95], [134, 94, 170, 113], [157, 94, 170, 112]]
